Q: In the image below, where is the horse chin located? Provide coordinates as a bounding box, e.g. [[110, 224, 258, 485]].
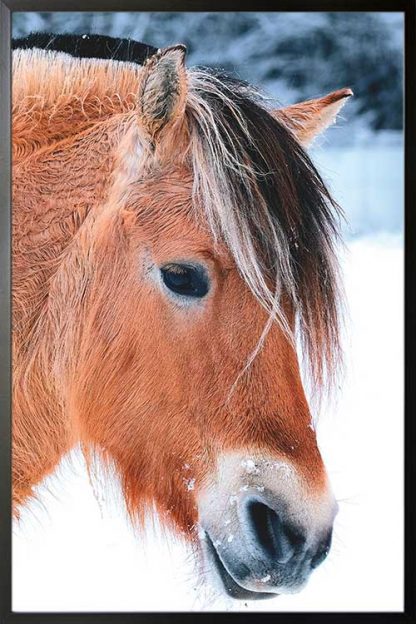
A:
[[204, 534, 278, 601]]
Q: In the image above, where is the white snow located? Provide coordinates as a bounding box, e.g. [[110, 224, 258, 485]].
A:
[[184, 478, 196, 491], [241, 459, 258, 474]]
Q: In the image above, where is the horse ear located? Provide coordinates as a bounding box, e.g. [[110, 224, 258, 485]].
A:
[[273, 88, 353, 147], [137, 44, 188, 140]]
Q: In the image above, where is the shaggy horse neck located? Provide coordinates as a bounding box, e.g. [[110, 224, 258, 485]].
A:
[[12, 50, 137, 510], [13, 51, 136, 340]]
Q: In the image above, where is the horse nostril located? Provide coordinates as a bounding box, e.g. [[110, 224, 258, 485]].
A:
[[246, 500, 305, 564], [310, 531, 332, 569]]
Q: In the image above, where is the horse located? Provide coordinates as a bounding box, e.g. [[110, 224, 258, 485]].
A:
[[12, 33, 351, 600]]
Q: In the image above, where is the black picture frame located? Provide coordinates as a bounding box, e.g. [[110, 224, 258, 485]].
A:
[[1, 2, 415, 622]]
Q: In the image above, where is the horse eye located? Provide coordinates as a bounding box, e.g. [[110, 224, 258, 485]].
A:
[[161, 263, 209, 299]]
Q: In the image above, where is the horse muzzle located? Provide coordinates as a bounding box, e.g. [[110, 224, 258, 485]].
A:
[[197, 452, 337, 599]]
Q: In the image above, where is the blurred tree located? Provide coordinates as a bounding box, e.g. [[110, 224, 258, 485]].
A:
[[264, 13, 403, 130]]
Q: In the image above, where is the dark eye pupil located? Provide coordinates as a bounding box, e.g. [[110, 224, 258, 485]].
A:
[[161, 264, 209, 298]]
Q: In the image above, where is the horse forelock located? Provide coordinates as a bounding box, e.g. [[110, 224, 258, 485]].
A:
[[184, 69, 343, 397]]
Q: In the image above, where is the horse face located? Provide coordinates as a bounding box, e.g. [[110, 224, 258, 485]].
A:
[[73, 173, 335, 599], [73, 46, 350, 599]]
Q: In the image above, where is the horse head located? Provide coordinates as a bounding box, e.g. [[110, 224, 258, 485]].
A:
[[13, 41, 352, 599]]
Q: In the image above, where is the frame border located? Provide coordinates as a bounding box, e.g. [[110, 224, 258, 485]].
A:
[[1, 2, 415, 622]]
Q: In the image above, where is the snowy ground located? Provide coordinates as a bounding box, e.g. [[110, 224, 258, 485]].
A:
[[12, 233, 404, 613]]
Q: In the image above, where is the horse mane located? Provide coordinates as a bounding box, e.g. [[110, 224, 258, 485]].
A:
[[185, 71, 343, 394], [13, 35, 343, 397], [12, 32, 158, 64]]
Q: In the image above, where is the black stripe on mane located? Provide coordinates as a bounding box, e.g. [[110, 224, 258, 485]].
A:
[[12, 33, 158, 65]]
